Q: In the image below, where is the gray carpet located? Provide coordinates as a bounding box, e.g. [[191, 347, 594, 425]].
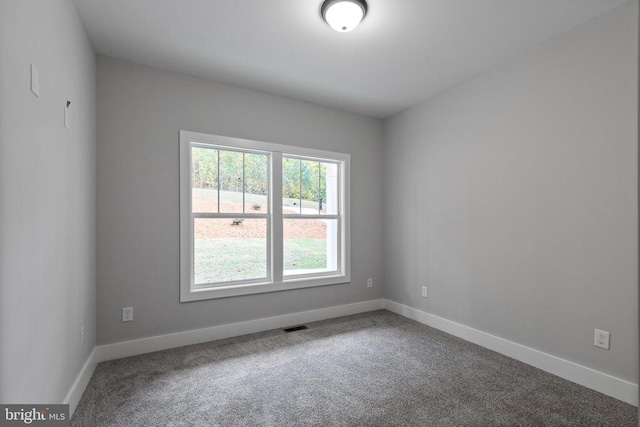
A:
[[72, 310, 637, 426]]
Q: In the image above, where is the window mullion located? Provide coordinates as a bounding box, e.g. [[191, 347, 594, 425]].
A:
[[216, 149, 220, 213], [242, 152, 246, 214], [298, 159, 302, 213], [271, 152, 284, 283]]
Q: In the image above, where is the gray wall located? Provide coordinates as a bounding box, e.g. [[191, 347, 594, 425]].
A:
[[96, 57, 384, 345], [383, 1, 638, 383], [0, 0, 96, 402]]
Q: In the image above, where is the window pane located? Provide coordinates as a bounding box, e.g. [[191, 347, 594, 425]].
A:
[[282, 157, 301, 214], [321, 162, 339, 215], [244, 153, 269, 213], [301, 160, 320, 214], [191, 147, 218, 213], [284, 218, 338, 276], [219, 150, 244, 213], [194, 218, 267, 284]]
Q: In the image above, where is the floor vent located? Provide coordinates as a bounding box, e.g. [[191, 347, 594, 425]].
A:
[[283, 325, 308, 333]]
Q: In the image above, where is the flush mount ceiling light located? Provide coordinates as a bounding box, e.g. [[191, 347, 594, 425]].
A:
[[321, 0, 367, 33]]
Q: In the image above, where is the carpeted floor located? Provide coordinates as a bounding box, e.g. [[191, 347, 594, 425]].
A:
[[72, 310, 637, 426]]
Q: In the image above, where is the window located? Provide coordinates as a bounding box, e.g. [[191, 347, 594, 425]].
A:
[[180, 131, 350, 301]]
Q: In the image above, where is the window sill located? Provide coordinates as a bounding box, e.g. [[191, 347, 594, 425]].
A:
[[180, 274, 350, 302]]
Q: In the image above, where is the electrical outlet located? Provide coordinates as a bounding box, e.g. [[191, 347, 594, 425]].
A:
[[367, 278, 373, 288], [122, 307, 134, 322], [594, 329, 610, 350], [421, 286, 428, 298]]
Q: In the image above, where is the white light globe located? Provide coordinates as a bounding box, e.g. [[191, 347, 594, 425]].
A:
[[324, 1, 365, 32]]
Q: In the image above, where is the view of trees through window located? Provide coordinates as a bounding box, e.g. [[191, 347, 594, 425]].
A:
[[191, 147, 339, 285], [191, 147, 269, 213], [283, 157, 326, 213]]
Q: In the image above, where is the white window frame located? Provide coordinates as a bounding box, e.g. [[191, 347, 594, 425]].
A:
[[180, 130, 351, 302]]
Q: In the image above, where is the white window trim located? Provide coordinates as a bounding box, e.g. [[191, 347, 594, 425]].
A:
[[180, 130, 351, 302]]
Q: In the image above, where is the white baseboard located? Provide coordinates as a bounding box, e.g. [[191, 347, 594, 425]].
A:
[[64, 348, 98, 417], [72, 298, 636, 413], [383, 299, 638, 406], [96, 299, 385, 363]]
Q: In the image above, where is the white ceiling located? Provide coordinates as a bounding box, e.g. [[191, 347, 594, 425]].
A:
[[73, 0, 630, 118]]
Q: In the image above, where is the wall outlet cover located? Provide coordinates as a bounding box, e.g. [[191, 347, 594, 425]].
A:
[[122, 307, 134, 322], [594, 329, 610, 350]]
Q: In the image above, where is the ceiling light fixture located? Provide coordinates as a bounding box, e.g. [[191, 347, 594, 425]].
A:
[[321, 0, 367, 33]]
